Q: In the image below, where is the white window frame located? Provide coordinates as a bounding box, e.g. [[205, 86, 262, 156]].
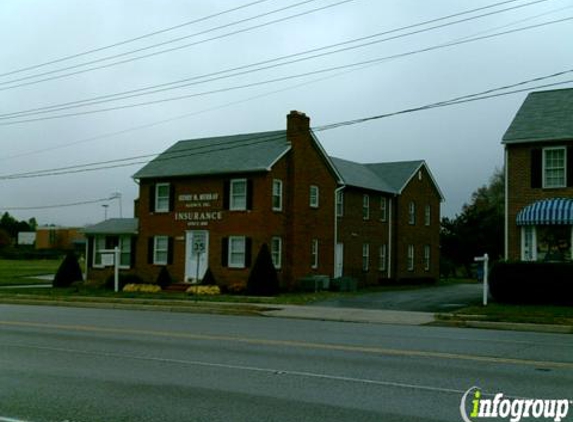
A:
[[542, 147, 566, 188], [155, 183, 170, 213], [362, 243, 370, 271], [119, 236, 132, 269], [154, 236, 169, 265], [407, 245, 414, 271], [379, 244, 387, 272], [425, 205, 431, 226], [311, 239, 319, 269], [408, 202, 416, 225], [336, 191, 344, 217], [93, 235, 106, 268], [230, 179, 247, 211], [521, 226, 537, 261], [380, 197, 387, 222], [228, 236, 246, 268], [93, 235, 132, 269], [363, 194, 370, 220], [271, 236, 282, 269], [272, 179, 283, 211], [310, 185, 320, 208], [424, 245, 430, 271]]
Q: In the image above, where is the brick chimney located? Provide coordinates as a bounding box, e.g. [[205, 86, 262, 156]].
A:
[[287, 110, 310, 137]]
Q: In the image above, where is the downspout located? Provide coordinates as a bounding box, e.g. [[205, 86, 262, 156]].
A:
[[387, 196, 393, 279], [334, 186, 344, 277], [504, 146, 509, 260]]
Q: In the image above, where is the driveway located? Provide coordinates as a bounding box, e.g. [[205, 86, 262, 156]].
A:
[[313, 282, 484, 312]]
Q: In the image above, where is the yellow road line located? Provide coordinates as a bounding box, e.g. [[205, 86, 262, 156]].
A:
[[1, 320, 572, 370]]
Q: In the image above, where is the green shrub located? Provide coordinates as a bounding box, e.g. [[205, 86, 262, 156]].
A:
[[247, 243, 279, 296], [156, 266, 172, 289], [53, 252, 83, 288], [489, 261, 573, 305], [201, 267, 217, 286]]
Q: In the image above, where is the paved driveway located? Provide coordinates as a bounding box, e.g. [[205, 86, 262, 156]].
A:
[[314, 282, 484, 312]]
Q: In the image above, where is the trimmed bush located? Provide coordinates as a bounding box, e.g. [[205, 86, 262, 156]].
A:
[[156, 266, 173, 289], [201, 267, 217, 286], [489, 261, 573, 305], [53, 252, 83, 288], [123, 283, 161, 293], [186, 285, 221, 296], [247, 244, 280, 296]]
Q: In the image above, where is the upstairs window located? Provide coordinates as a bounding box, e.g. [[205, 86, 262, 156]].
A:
[[425, 205, 431, 226], [230, 179, 247, 210], [543, 147, 566, 188], [310, 185, 320, 208], [363, 194, 370, 220], [408, 202, 416, 225], [336, 191, 344, 217], [380, 197, 387, 222], [155, 183, 171, 213], [272, 180, 283, 211]]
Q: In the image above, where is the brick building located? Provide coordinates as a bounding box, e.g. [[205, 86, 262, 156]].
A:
[[85, 111, 443, 288], [503, 88, 573, 262], [36, 226, 85, 251]]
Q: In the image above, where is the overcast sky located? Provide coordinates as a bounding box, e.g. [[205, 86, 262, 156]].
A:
[[1, 0, 572, 227]]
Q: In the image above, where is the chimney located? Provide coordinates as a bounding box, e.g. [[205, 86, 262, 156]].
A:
[[287, 110, 310, 137]]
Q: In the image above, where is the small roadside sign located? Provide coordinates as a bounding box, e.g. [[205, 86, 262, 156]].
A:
[[192, 232, 206, 255]]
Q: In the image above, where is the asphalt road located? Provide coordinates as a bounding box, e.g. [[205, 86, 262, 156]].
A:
[[0, 304, 572, 422], [315, 282, 484, 311]]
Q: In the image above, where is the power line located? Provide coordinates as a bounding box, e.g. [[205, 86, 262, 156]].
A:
[[0, 0, 552, 120], [0, 0, 276, 79], [2, 196, 115, 211], [1, 71, 571, 180], [0, 0, 353, 91], [1, 15, 571, 127]]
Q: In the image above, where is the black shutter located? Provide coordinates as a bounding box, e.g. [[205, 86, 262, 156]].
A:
[[87, 237, 93, 269], [167, 237, 174, 265], [223, 181, 230, 210], [246, 180, 253, 210], [531, 149, 542, 188], [568, 147, 573, 187], [245, 238, 252, 268], [149, 184, 156, 212], [221, 237, 229, 267], [169, 184, 175, 212], [130, 237, 137, 268], [147, 237, 154, 264]]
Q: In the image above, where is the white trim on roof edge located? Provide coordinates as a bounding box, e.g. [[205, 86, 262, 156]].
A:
[[310, 130, 344, 185], [266, 146, 292, 171], [399, 162, 445, 202]]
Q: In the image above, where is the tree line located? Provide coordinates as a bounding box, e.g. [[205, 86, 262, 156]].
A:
[[0, 212, 37, 248]]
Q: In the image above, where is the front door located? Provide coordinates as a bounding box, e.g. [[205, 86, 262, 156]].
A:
[[335, 243, 344, 278], [185, 230, 209, 283]]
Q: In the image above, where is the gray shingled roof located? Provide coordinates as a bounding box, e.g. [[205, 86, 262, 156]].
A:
[[133, 131, 289, 179], [503, 88, 573, 144], [366, 161, 424, 192], [329, 157, 396, 193], [83, 218, 139, 235]]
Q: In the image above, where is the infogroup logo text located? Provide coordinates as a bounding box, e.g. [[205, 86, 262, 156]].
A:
[[460, 386, 571, 422]]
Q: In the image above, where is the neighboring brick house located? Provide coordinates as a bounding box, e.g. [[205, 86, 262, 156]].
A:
[[36, 226, 85, 251], [85, 110, 443, 288], [503, 88, 573, 262]]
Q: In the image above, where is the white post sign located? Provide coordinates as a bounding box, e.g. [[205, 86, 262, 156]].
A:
[[100, 247, 120, 292], [474, 253, 489, 306]]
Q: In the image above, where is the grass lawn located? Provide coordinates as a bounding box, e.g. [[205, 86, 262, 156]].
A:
[[451, 303, 573, 325], [0, 259, 62, 286]]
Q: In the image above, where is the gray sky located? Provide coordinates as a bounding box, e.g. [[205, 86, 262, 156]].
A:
[[1, 0, 572, 227]]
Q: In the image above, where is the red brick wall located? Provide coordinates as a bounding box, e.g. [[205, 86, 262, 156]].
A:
[[506, 141, 573, 260], [393, 165, 441, 281]]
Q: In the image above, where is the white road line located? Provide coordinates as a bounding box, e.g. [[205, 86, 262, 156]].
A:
[[0, 417, 31, 422]]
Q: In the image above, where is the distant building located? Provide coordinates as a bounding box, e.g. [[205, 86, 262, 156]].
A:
[[85, 111, 443, 288], [503, 88, 573, 262], [36, 226, 85, 251]]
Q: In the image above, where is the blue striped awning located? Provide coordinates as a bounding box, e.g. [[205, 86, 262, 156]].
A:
[[516, 198, 573, 225]]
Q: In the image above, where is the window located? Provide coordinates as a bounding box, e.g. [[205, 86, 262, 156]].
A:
[[230, 179, 247, 210], [271, 237, 282, 269], [228, 236, 246, 268], [93, 235, 132, 268], [311, 239, 319, 269], [536, 226, 571, 262], [93, 236, 106, 267], [272, 180, 283, 211], [380, 197, 387, 222], [407, 245, 414, 271], [119, 236, 131, 267], [336, 191, 344, 217], [363, 194, 370, 220], [379, 245, 387, 272], [310, 185, 319, 208], [424, 245, 430, 271], [425, 205, 431, 226], [362, 244, 370, 271], [543, 147, 566, 188], [408, 202, 416, 225], [155, 183, 170, 213], [521, 226, 536, 261], [154, 236, 169, 265]]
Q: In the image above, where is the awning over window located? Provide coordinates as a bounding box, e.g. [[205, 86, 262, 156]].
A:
[[516, 198, 573, 225]]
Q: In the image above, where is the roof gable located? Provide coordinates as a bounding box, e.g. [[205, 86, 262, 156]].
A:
[[330, 157, 396, 193], [365, 161, 425, 193], [503, 88, 573, 144], [84, 218, 139, 235], [133, 131, 290, 179]]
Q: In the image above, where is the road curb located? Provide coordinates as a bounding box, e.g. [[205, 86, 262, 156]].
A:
[[434, 315, 573, 334]]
